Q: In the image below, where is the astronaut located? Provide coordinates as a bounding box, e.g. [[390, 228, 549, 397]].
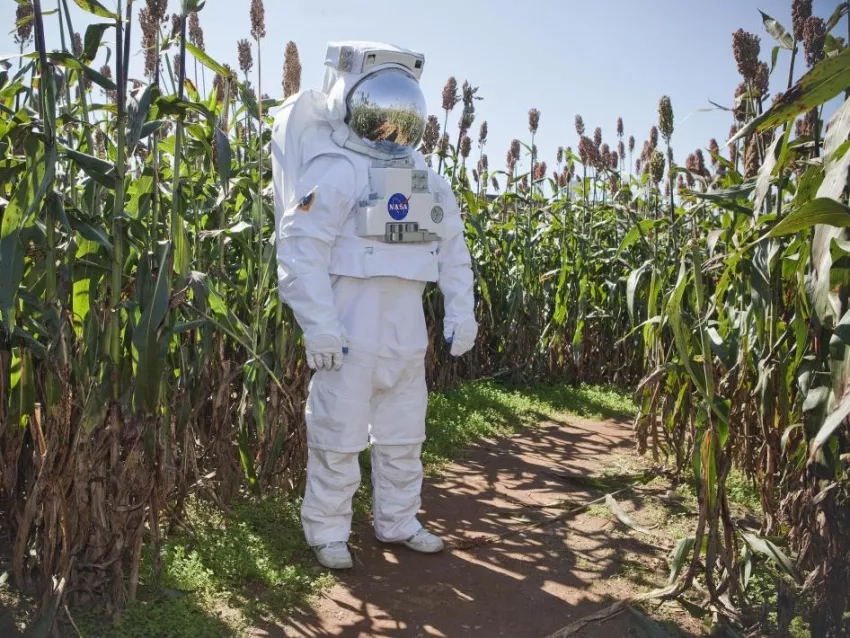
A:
[[271, 41, 477, 570]]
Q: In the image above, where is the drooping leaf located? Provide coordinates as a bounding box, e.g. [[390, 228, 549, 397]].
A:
[[741, 533, 803, 584], [82, 22, 113, 64], [72, 0, 119, 20], [47, 51, 117, 91], [729, 46, 850, 144], [767, 198, 850, 237], [605, 494, 654, 534], [184, 40, 231, 78], [810, 388, 850, 458], [759, 10, 795, 50]]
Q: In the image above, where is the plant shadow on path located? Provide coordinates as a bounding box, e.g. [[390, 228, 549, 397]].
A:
[[268, 382, 703, 637], [1, 382, 701, 637]]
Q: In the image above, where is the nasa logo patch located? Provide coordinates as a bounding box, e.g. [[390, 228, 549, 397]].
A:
[[430, 205, 444, 224], [388, 193, 409, 221]]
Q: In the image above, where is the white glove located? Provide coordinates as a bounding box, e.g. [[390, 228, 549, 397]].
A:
[[446, 317, 477, 357], [305, 334, 347, 371]]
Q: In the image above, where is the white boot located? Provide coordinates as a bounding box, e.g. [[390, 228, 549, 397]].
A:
[[313, 541, 353, 569], [399, 527, 444, 553]]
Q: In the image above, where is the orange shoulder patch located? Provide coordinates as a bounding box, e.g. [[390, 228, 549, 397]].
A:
[[296, 189, 316, 212]]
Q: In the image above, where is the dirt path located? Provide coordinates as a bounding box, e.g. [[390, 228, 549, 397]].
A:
[[268, 414, 695, 638]]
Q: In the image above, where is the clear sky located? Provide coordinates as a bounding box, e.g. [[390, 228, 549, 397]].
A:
[[2, 0, 845, 181]]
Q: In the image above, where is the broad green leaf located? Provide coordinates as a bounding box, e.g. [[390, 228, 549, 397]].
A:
[[759, 10, 794, 50], [617, 220, 657, 256], [72, 0, 118, 20], [0, 137, 53, 331], [768, 198, 850, 237], [64, 147, 117, 189], [127, 83, 155, 152], [810, 388, 850, 458], [133, 244, 172, 413], [817, 98, 850, 201], [82, 22, 113, 64], [730, 46, 850, 144], [826, 2, 849, 31], [626, 262, 650, 325], [184, 40, 231, 78], [741, 533, 802, 584], [47, 51, 116, 91], [753, 129, 784, 215], [668, 536, 695, 584], [214, 125, 232, 185]]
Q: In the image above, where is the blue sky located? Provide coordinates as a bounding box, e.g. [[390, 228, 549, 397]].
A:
[[2, 0, 845, 181]]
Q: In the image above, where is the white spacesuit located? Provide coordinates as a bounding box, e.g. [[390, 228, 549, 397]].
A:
[[271, 41, 477, 569]]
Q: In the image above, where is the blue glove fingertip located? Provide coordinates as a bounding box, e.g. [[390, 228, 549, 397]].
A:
[[342, 346, 349, 354]]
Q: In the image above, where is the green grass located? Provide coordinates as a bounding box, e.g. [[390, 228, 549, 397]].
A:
[[53, 380, 636, 636]]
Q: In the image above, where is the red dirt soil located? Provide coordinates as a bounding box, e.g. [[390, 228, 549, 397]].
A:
[[259, 415, 691, 638]]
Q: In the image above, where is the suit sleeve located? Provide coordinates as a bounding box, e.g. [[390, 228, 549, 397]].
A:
[[275, 155, 358, 341], [431, 171, 476, 336]]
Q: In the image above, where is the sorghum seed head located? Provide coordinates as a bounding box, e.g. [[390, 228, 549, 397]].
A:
[[492, 176, 500, 192], [72, 32, 83, 57], [658, 96, 674, 143], [528, 108, 540, 134], [238, 39, 253, 74], [438, 133, 449, 156], [694, 149, 707, 176], [510, 139, 521, 161], [146, 0, 168, 24], [575, 115, 585, 136], [479, 121, 488, 144], [600, 143, 611, 169], [732, 28, 761, 81], [803, 17, 826, 67], [422, 115, 440, 152], [617, 117, 624, 138], [170, 13, 181, 40], [15, 1, 34, 46], [188, 12, 204, 50], [628, 135, 635, 153], [593, 127, 602, 149], [557, 146, 564, 164], [744, 136, 760, 178], [649, 125, 659, 150], [708, 139, 720, 166], [460, 134, 472, 159], [283, 41, 302, 99], [533, 161, 547, 181], [579, 136, 596, 166], [250, 0, 266, 40], [618, 140, 625, 161], [733, 82, 749, 122], [649, 150, 665, 184], [792, 0, 812, 41], [442, 77, 459, 112], [754, 61, 769, 97]]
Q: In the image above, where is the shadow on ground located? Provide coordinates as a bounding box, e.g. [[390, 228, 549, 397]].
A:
[[272, 405, 698, 637]]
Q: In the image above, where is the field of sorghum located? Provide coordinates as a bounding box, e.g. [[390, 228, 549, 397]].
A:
[[1, 0, 849, 635]]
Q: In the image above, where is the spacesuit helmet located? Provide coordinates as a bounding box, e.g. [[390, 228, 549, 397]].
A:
[[323, 42, 428, 158], [345, 68, 427, 157]]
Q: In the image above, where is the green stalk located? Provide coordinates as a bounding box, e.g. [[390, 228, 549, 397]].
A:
[[110, 0, 127, 394], [253, 37, 264, 352], [171, 9, 188, 277], [32, 0, 59, 409]]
